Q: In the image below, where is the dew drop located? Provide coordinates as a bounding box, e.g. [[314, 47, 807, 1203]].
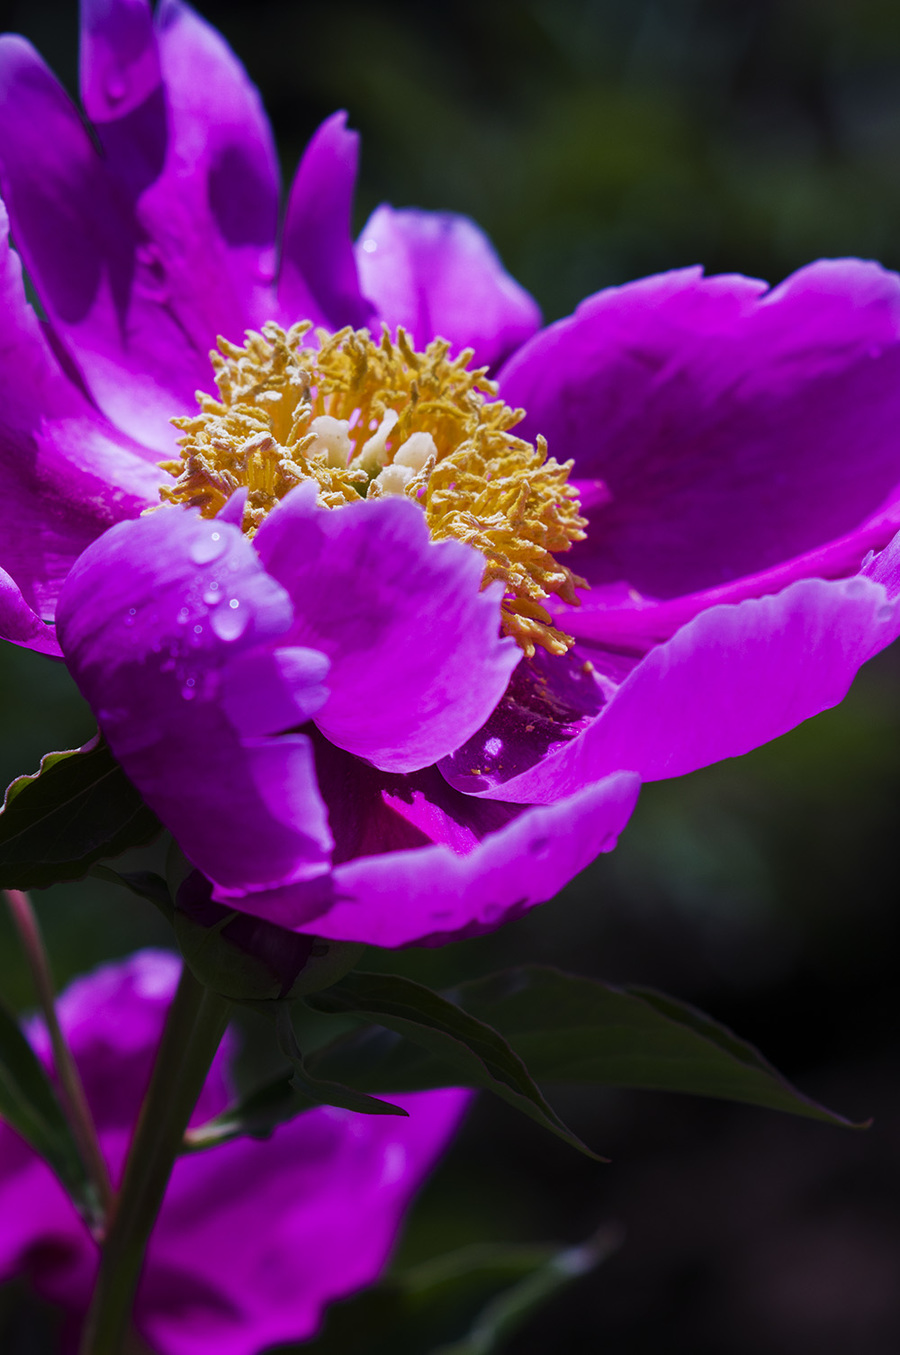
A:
[[361, 238, 378, 254], [189, 531, 227, 565], [193, 624, 203, 635], [181, 683, 196, 701], [210, 603, 248, 642], [203, 582, 221, 606], [176, 607, 190, 626]]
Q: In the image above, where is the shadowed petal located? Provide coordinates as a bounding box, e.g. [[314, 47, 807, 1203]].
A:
[[357, 206, 541, 370], [500, 261, 900, 640], [0, 951, 469, 1355], [57, 509, 333, 896], [255, 485, 521, 773], [141, 1087, 469, 1355], [0, 5, 279, 453], [278, 111, 374, 331], [222, 742, 639, 947], [442, 572, 900, 802], [0, 197, 160, 648]]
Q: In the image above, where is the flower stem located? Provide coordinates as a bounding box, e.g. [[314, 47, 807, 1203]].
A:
[[3, 889, 113, 1226], [78, 963, 231, 1355]]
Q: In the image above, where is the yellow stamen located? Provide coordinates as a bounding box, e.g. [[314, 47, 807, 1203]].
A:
[[160, 322, 587, 656]]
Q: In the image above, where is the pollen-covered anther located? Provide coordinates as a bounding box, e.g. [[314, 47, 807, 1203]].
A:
[[160, 321, 587, 656]]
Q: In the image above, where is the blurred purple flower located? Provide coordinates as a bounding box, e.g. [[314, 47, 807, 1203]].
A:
[[1, 0, 900, 943], [0, 950, 469, 1355]]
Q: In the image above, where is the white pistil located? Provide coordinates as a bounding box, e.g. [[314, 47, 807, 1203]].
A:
[[369, 462, 416, 496], [355, 408, 399, 474], [393, 431, 437, 471], [304, 415, 352, 468]]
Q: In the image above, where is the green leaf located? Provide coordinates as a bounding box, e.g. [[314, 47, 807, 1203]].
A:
[[0, 736, 160, 890], [183, 1005, 407, 1151], [0, 996, 98, 1225], [89, 866, 174, 922], [305, 1232, 619, 1355], [425, 1228, 620, 1355], [307, 971, 604, 1159], [314, 965, 859, 1127]]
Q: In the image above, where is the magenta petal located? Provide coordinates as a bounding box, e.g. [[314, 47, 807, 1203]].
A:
[[80, 0, 160, 123], [357, 206, 541, 369], [278, 111, 375, 331], [57, 510, 334, 895], [0, 951, 469, 1355], [0, 569, 60, 655], [499, 261, 900, 629], [317, 770, 639, 947], [140, 1087, 469, 1355], [0, 8, 280, 453], [226, 747, 639, 946], [220, 646, 331, 738], [444, 574, 900, 803], [254, 486, 521, 773], [0, 194, 160, 636]]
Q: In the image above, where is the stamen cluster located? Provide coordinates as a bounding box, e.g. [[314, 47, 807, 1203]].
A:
[[161, 322, 587, 655]]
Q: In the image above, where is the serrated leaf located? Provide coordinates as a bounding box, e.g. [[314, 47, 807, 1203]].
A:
[[0, 735, 160, 890], [0, 996, 98, 1224], [307, 971, 603, 1159], [314, 965, 858, 1127]]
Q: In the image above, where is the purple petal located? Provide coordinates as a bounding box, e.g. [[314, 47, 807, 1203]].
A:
[[0, 197, 160, 643], [442, 572, 900, 803], [80, 0, 160, 124], [57, 509, 334, 896], [357, 206, 541, 369], [0, 951, 469, 1355], [140, 1088, 469, 1355], [223, 741, 639, 947], [278, 112, 375, 331], [254, 486, 521, 773], [499, 261, 900, 642], [0, 7, 279, 453]]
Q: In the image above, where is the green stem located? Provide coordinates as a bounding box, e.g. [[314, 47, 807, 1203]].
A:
[[78, 963, 231, 1355], [4, 889, 113, 1227]]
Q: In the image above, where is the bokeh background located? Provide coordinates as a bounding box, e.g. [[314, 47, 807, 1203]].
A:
[[2, 1, 900, 1350]]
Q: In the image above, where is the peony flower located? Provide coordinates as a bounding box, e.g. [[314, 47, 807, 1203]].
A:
[[1, 0, 900, 944], [0, 949, 469, 1355]]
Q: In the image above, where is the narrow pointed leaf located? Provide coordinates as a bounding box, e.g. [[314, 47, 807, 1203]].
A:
[[426, 1227, 620, 1355], [314, 965, 858, 1127], [0, 736, 160, 890], [183, 1007, 406, 1152], [0, 996, 97, 1222], [307, 971, 603, 1159], [307, 1232, 618, 1355], [89, 866, 174, 921]]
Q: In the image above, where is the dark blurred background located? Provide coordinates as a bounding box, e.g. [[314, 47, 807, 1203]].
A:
[[2, 1, 900, 1351]]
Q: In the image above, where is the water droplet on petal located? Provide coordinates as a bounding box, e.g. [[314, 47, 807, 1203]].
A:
[[189, 531, 227, 565], [203, 583, 221, 606], [181, 683, 196, 701], [210, 603, 248, 642], [176, 607, 190, 626]]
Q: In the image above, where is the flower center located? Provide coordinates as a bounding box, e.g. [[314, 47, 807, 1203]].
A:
[[160, 322, 586, 656]]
